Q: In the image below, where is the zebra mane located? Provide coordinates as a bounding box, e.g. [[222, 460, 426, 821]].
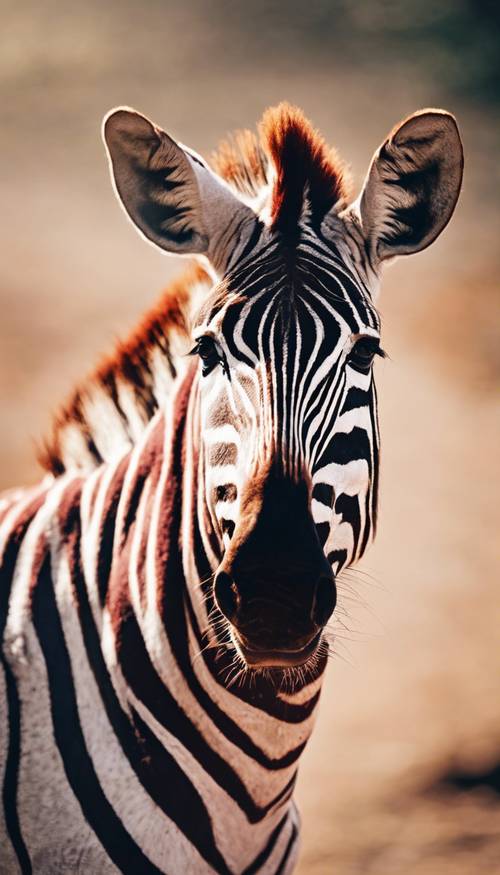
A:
[[211, 102, 352, 231], [39, 264, 211, 476]]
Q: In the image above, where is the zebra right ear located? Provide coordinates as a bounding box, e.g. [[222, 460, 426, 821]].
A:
[[352, 109, 463, 264], [103, 107, 257, 272]]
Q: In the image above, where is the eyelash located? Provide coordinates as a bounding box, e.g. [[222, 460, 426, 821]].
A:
[[189, 336, 224, 376], [347, 337, 386, 369]]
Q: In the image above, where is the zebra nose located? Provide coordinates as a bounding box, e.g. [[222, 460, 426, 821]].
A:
[[214, 571, 240, 621], [311, 574, 337, 627]]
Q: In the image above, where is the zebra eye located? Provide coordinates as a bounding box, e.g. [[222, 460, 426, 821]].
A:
[[191, 336, 221, 376], [348, 337, 385, 371]]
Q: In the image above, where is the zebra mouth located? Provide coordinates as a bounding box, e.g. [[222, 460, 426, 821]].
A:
[[233, 630, 322, 668]]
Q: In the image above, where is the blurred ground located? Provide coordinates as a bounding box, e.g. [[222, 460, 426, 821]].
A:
[[1, 2, 499, 873]]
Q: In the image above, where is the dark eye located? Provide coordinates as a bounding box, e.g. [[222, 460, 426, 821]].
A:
[[190, 336, 222, 376], [348, 337, 385, 371]]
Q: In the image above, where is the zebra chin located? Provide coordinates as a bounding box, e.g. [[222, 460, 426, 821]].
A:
[[232, 629, 324, 669]]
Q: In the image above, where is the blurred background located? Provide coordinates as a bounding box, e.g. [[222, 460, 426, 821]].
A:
[[1, 1, 499, 872]]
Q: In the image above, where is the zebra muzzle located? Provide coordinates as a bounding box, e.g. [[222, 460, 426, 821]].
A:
[[213, 567, 336, 667]]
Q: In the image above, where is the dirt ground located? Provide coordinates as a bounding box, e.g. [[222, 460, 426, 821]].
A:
[[1, 4, 499, 873]]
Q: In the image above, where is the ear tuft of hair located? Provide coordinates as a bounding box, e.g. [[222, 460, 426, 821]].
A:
[[260, 102, 351, 233]]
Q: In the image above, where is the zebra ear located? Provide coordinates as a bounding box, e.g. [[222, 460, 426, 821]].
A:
[[103, 107, 257, 272], [355, 110, 463, 263]]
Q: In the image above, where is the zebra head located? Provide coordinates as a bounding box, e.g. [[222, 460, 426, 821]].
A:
[[104, 105, 463, 668]]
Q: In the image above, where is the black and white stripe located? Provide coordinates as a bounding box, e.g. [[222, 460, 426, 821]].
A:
[[196, 229, 382, 575]]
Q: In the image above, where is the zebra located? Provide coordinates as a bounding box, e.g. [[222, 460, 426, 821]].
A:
[[0, 102, 463, 874]]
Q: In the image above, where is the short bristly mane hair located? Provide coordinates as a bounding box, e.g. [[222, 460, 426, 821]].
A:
[[212, 102, 351, 232], [40, 103, 350, 475]]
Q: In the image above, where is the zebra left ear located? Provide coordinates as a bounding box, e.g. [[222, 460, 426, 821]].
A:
[[103, 107, 258, 273], [353, 109, 463, 263]]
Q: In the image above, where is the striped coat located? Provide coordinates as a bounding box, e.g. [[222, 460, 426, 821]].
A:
[[0, 374, 313, 873], [0, 103, 462, 873], [1, 358, 322, 872]]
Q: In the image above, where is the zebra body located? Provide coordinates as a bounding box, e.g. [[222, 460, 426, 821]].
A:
[[0, 104, 462, 873], [1, 384, 305, 873]]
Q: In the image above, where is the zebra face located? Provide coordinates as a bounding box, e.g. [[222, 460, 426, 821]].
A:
[[104, 102, 463, 667], [192, 234, 383, 665]]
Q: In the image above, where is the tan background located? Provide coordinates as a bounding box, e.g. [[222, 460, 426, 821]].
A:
[[1, 2, 499, 872]]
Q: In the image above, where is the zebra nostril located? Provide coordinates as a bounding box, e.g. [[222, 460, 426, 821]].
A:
[[311, 575, 337, 627], [215, 484, 238, 502], [214, 571, 240, 621], [221, 519, 235, 539]]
